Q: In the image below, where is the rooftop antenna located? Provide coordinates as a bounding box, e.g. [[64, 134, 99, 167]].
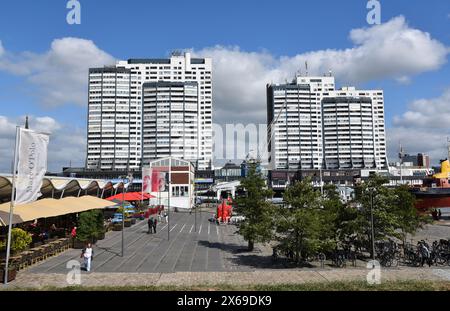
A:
[[329, 69, 333, 77], [305, 61, 308, 76], [25, 115, 29, 129], [399, 142, 405, 185]]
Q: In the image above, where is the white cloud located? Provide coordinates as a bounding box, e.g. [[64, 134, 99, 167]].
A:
[[193, 16, 448, 125], [0, 38, 115, 107], [0, 115, 85, 173], [393, 89, 450, 129], [0, 115, 16, 139], [388, 88, 450, 164]]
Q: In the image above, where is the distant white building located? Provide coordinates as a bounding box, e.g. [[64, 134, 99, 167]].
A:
[[86, 52, 213, 171], [142, 81, 200, 165], [323, 87, 387, 170], [267, 76, 388, 171]]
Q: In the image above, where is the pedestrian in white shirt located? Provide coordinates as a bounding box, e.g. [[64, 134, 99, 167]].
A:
[[81, 243, 93, 272]]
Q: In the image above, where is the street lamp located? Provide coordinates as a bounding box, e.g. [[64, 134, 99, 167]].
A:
[[120, 173, 133, 257], [368, 186, 376, 261]]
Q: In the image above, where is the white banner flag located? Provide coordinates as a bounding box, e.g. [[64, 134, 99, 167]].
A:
[[15, 128, 49, 205], [142, 167, 152, 193]]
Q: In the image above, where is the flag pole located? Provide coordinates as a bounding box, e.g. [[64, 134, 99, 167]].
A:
[[4, 126, 20, 285]]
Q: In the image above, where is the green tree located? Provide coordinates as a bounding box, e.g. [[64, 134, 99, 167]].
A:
[[391, 184, 429, 244], [276, 178, 332, 263], [94, 209, 105, 236], [321, 184, 358, 251], [353, 174, 427, 256], [77, 210, 103, 242], [234, 162, 275, 251]]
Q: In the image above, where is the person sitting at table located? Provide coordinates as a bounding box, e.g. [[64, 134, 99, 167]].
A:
[[40, 230, 49, 242]]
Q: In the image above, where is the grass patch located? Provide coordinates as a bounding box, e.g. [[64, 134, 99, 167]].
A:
[[7, 280, 450, 291]]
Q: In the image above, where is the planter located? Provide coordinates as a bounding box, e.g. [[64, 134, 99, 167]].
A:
[[112, 224, 123, 231], [1, 267, 17, 283], [96, 231, 106, 240], [73, 240, 87, 249], [124, 220, 132, 228]]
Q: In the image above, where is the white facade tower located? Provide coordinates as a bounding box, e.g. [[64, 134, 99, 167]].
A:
[[267, 76, 387, 171], [87, 52, 213, 171]]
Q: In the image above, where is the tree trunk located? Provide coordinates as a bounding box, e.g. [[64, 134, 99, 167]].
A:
[[248, 240, 254, 251]]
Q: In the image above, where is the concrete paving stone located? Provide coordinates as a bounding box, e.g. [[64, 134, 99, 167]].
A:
[[5, 211, 450, 289]]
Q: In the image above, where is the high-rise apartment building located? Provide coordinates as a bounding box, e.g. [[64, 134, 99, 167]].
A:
[[266, 76, 335, 170], [86, 67, 132, 170], [267, 76, 387, 171], [86, 52, 213, 171], [142, 81, 199, 163], [322, 87, 387, 169]]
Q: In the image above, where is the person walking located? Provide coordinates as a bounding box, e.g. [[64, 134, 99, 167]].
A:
[[158, 211, 162, 223], [81, 243, 93, 272], [438, 209, 442, 220], [152, 217, 158, 233], [71, 226, 77, 248], [418, 241, 431, 267], [164, 211, 168, 223], [147, 217, 153, 234]]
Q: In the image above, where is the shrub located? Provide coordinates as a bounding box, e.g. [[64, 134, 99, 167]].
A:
[[0, 228, 32, 254]]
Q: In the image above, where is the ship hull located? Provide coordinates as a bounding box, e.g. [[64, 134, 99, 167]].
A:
[[410, 188, 450, 210]]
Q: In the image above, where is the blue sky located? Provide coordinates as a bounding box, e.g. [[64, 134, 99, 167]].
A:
[[0, 0, 449, 171]]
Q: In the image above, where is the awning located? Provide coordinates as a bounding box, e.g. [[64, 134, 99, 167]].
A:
[[0, 174, 125, 204], [0, 196, 116, 226]]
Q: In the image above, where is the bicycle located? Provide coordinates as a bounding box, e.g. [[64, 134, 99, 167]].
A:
[[376, 240, 400, 267], [331, 250, 347, 268]]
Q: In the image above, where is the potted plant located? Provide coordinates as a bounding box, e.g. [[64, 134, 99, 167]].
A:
[[96, 230, 106, 240], [0, 228, 32, 256], [112, 223, 123, 231], [0, 263, 17, 283], [124, 219, 132, 227]]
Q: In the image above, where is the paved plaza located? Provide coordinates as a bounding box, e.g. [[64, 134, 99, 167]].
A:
[[25, 209, 254, 274], [4, 209, 450, 289]]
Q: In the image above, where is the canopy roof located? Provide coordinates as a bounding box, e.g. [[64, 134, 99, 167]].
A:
[[0, 175, 128, 204], [0, 196, 115, 226]]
